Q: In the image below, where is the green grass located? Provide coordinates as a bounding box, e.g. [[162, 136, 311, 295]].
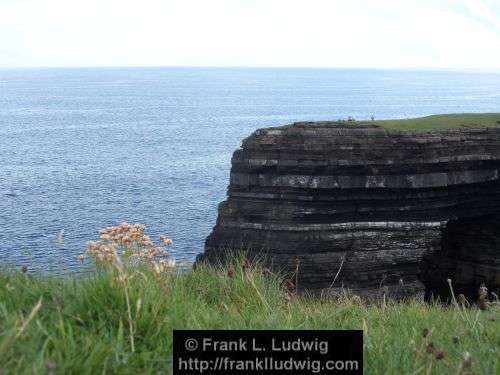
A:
[[373, 113, 500, 131], [0, 263, 498, 374]]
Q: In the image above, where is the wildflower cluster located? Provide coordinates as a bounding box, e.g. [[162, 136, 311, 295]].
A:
[[81, 222, 175, 273]]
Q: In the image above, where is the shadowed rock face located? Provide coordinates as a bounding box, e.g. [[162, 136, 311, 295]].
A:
[[199, 122, 500, 299]]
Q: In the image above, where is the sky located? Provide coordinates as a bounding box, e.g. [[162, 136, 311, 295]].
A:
[[1, 0, 500, 70]]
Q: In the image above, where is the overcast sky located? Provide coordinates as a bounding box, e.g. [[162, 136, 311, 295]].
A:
[[1, 0, 500, 70]]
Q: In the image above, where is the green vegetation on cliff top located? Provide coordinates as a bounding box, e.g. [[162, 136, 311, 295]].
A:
[[374, 112, 500, 131], [293, 113, 500, 131]]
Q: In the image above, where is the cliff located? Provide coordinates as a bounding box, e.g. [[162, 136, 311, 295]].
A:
[[199, 116, 500, 299]]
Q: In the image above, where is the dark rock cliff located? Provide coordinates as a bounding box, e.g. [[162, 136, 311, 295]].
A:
[[199, 122, 500, 299]]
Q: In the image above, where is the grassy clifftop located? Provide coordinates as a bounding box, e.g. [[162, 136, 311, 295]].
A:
[[0, 263, 498, 374], [375, 113, 500, 131]]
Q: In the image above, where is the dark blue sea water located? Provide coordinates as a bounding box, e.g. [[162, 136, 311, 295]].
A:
[[1, 67, 500, 273]]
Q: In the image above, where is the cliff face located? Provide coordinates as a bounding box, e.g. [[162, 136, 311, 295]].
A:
[[200, 122, 500, 299]]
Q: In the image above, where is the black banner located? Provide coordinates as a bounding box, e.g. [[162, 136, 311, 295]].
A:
[[173, 330, 363, 374]]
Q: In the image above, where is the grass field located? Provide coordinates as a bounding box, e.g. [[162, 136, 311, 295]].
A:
[[373, 113, 500, 131], [0, 261, 498, 374]]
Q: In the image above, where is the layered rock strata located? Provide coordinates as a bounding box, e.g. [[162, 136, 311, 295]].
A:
[[199, 122, 500, 299]]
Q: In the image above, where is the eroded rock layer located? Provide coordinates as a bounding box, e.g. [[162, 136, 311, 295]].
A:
[[199, 122, 500, 299]]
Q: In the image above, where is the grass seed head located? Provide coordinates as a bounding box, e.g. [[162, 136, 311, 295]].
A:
[[243, 258, 252, 271], [478, 284, 488, 299], [462, 351, 472, 368], [46, 361, 57, 375], [426, 342, 435, 354], [477, 284, 489, 310], [435, 349, 446, 360]]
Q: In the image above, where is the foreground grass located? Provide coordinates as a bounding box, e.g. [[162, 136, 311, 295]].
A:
[[374, 113, 500, 131], [0, 264, 498, 374]]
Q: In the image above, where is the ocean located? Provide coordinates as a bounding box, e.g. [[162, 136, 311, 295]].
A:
[[1, 67, 500, 273]]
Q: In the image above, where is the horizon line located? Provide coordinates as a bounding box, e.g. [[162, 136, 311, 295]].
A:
[[1, 64, 500, 75]]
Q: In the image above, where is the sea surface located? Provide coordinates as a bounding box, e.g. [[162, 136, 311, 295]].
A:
[[1, 67, 500, 273]]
